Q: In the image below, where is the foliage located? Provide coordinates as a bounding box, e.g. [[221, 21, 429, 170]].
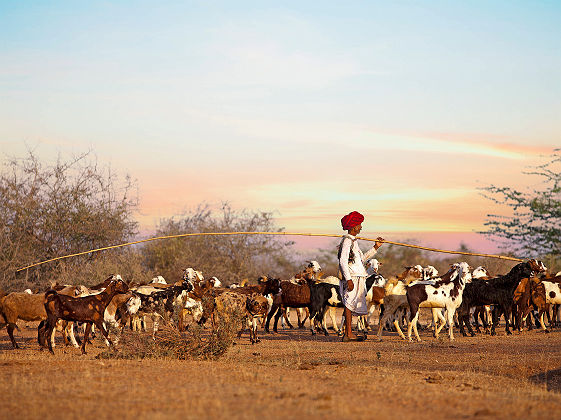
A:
[[0, 150, 139, 290], [142, 202, 298, 284], [479, 149, 561, 259]]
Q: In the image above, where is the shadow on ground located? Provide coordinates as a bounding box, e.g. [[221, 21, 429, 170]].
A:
[[529, 368, 561, 393]]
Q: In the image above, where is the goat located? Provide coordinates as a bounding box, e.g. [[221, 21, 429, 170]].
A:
[[208, 291, 269, 344], [359, 270, 387, 332], [242, 294, 269, 343], [197, 276, 281, 329], [39, 277, 129, 354], [0, 285, 90, 349], [470, 266, 492, 334], [282, 265, 320, 328], [132, 281, 193, 338], [308, 281, 343, 335], [229, 279, 249, 288], [540, 274, 561, 327], [183, 268, 204, 284], [100, 292, 142, 345], [264, 269, 316, 333], [457, 259, 546, 336], [376, 266, 446, 341], [513, 276, 549, 332], [208, 277, 222, 288], [150, 276, 167, 284], [317, 275, 343, 334], [406, 262, 472, 342]]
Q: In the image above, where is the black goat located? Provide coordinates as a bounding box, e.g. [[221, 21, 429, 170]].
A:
[[457, 259, 546, 336]]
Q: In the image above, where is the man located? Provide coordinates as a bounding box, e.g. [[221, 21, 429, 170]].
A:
[[338, 211, 384, 342]]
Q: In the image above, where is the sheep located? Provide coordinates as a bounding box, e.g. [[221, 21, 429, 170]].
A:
[[39, 277, 129, 354], [406, 262, 472, 342]]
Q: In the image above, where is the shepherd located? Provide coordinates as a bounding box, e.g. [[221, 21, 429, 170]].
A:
[[338, 211, 384, 342]]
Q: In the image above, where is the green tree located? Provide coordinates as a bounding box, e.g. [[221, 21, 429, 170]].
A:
[[479, 149, 561, 259]]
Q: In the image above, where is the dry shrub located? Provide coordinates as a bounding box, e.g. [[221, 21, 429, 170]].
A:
[[98, 307, 245, 361]]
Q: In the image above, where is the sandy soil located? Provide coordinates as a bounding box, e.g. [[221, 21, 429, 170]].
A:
[[1, 313, 561, 420]]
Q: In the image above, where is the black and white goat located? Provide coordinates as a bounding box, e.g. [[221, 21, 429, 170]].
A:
[[406, 262, 471, 342]]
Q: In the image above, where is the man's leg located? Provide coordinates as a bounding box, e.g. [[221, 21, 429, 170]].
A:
[[344, 307, 357, 339]]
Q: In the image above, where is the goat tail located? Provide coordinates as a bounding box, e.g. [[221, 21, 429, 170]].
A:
[[38, 320, 48, 347], [0, 299, 7, 325], [44, 289, 59, 304]]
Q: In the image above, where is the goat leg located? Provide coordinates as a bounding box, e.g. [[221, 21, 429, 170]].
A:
[[7, 323, 20, 349], [81, 323, 92, 354]]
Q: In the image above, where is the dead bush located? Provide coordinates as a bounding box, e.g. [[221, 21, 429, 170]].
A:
[[98, 306, 245, 361]]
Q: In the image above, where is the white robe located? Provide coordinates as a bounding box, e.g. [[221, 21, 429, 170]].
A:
[[338, 234, 378, 316]]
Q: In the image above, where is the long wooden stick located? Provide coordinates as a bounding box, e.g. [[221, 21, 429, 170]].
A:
[[15, 231, 524, 272]]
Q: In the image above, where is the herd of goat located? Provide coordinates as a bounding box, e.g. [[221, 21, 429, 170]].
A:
[[1, 257, 561, 354]]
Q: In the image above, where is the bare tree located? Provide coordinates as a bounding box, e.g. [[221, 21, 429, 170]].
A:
[[0, 150, 139, 289], [142, 202, 297, 284]]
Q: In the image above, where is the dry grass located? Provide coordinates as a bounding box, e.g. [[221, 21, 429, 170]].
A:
[[2, 311, 561, 419]]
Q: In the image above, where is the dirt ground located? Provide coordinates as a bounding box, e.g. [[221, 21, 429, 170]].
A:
[[2, 312, 561, 420]]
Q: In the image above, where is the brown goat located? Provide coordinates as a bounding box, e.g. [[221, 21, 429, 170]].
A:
[[264, 270, 315, 333], [0, 290, 80, 349], [39, 278, 129, 354], [514, 277, 549, 332]]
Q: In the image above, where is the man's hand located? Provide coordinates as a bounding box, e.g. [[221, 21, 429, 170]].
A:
[[374, 236, 385, 250], [347, 279, 354, 291]]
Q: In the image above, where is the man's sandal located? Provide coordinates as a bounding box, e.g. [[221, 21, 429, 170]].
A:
[[341, 335, 365, 342]]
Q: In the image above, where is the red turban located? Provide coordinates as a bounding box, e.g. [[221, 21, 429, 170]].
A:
[[341, 211, 364, 230]]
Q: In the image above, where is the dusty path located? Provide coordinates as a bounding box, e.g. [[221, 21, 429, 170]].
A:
[[1, 320, 561, 420]]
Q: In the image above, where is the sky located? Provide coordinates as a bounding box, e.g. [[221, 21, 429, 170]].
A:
[[1, 1, 560, 255]]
